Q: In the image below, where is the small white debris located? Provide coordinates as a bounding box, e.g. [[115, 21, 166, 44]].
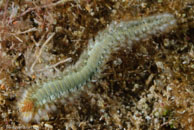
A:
[[33, 125, 40, 130], [145, 116, 151, 121], [113, 58, 122, 66], [44, 123, 53, 129]]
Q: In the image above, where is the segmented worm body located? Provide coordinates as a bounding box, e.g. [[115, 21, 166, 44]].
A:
[[18, 13, 177, 122]]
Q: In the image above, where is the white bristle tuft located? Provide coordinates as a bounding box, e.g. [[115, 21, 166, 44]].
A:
[[45, 104, 51, 111], [34, 114, 40, 122], [50, 104, 57, 111], [22, 112, 33, 123]]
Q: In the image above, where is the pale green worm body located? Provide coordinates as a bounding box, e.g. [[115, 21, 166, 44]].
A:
[[18, 13, 176, 122]]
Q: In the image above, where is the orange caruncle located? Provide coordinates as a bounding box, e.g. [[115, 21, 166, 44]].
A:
[[21, 99, 34, 112]]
